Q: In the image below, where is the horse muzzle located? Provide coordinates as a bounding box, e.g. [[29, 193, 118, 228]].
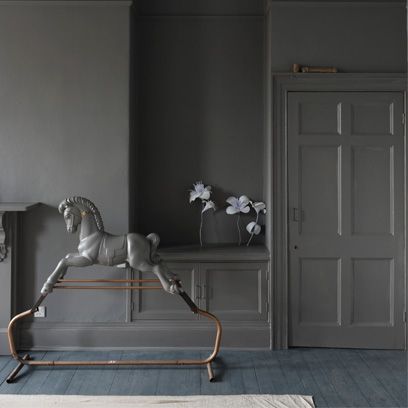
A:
[[67, 225, 77, 233]]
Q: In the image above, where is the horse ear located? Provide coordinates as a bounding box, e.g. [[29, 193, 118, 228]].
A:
[[58, 199, 69, 214]]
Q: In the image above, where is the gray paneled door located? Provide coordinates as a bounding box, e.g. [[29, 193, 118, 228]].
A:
[[288, 92, 405, 349]]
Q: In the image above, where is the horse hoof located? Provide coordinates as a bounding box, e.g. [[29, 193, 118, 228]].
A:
[[169, 283, 181, 295]]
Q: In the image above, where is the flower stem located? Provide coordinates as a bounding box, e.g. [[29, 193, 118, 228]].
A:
[[237, 214, 241, 246], [246, 213, 259, 246], [199, 203, 204, 247]]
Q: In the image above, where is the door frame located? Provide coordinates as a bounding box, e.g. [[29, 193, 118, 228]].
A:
[[266, 73, 407, 349]]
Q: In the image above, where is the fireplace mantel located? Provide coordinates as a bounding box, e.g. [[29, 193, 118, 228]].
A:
[[0, 202, 40, 354]]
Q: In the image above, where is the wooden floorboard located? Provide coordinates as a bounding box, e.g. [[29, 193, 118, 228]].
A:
[[358, 350, 407, 407], [285, 349, 329, 407], [301, 349, 344, 407], [0, 352, 46, 394], [305, 349, 370, 407], [333, 349, 399, 407], [155, 351, 201, 396], [253, 350, 287, 394], [275, 350, 308, 395], [0, 348, 405, 408], [64, 350, 121, 395]]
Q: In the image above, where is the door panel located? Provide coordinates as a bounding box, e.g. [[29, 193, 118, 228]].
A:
[[351, 258, 394, 326], [298, 101, 342, 136], [288, 91, 405, 349], [299, 145, 341, 235], [351, 101, 395, 136], [298, 257, 341, 326], [351, 146, 394, 235]]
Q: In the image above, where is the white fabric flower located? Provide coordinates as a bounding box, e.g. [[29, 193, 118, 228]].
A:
[[246, 221, 261, 235], [226, 195, 251, 215], [189, 181, 211, 203], [202, 200, 216, 213], [252, 201, 266, 214]]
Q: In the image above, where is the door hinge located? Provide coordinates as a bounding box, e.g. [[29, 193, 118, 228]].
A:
[[403, 311, 407, 323], [402, 113, 406, 125]]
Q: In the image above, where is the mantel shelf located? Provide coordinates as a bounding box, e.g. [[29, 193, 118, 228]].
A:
[[0, 202, 40, 212], [159, 244, 270, 262]]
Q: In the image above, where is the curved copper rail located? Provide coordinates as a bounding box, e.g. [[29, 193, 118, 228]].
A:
[[6, 279, 222, 383]]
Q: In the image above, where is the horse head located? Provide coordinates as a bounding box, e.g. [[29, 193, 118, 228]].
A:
[[58, 197, 105, 234], [58, 199, 82, 233]]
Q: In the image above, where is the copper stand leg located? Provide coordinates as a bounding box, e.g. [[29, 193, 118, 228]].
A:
[[6, 284, 222, 383], [180, 291, 222, 381], [6, 354, 30, 383], [206, 362, 215, 382]]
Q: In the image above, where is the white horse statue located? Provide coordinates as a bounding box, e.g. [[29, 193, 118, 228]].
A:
[[41, 196, 180, 295]]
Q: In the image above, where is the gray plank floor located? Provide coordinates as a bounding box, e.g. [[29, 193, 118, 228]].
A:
[[0, 349, 406, 408]]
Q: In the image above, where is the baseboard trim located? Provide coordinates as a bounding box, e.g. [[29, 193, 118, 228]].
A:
[[18, 321, 270, 350]]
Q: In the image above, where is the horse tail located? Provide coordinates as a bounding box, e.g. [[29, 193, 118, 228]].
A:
[[147, 233, 160, 263]]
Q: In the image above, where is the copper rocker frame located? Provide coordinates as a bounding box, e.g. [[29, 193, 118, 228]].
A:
[[6, 278, 222, 383]]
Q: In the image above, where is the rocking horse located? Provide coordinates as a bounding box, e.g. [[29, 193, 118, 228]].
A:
[[6, 197, 222, 383], [41, 196, 180, 296]]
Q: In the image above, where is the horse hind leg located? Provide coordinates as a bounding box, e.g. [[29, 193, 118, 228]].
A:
[[146, 233, 160, 263], [136, 262, 181, 295], [153, 263, 182, 294]]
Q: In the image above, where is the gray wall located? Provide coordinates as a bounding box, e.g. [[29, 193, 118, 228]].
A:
[[0, 0, 405, 345], [137, 0, 407, 247], [0, 3, 130, 322], [269, 1, 406, 73]]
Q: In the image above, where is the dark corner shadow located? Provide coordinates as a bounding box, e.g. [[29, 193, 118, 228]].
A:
[[18, 203, 57, 349]]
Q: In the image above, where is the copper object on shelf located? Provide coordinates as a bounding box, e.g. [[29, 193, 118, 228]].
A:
[[6, 279, 222, 383], [292, 63, 301, 73], [292, 63, 338, 73], [301, 66, 338, 73]]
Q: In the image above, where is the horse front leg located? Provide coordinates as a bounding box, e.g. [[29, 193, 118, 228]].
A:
[[152, 262, 182, 295], [41, 253, 92, 295]]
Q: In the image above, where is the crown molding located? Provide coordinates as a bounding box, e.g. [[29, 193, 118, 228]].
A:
[[0, 0, 132, 6]]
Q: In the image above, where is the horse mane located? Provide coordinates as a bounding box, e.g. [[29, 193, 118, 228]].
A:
[[58, 196, 105, 232]]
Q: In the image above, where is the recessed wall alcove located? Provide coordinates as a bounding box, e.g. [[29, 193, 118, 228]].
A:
[[133, 0, 265, 247]]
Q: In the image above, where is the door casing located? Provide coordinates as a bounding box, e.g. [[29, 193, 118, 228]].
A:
[[267, 74, 407, 349]]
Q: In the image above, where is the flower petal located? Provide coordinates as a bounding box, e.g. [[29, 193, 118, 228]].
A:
[[202, 200, 216, 213], [240, 205, 251, 214], [226, 206, 239, 215], [239, 195, 250, 207], [246, 222, 261, 235], [189, 191, 200, 203], [226, 196, 238, 206], [199, 190, 211, 201], [246, 221, 256, 233], [193, 181, 205, 193], [253, 201, 266, 214]]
